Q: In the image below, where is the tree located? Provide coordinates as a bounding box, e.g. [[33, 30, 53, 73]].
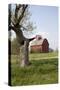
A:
[[8, 4, 35, 67]]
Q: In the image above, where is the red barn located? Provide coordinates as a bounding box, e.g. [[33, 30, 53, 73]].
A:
[[30, 35, 49, 53]]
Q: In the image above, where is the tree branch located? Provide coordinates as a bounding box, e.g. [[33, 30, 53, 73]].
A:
[[15, 4, 22, 19], [16, 5, 28, 26], [8, 4, 11, 27], [9, 25, 16, 31]]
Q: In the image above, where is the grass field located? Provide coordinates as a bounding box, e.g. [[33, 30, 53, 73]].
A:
[[10, 52, 58, 86]]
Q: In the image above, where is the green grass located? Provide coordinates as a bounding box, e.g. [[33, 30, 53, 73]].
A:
[[10, 52, 58, 86], [29, 52, 58, 60]]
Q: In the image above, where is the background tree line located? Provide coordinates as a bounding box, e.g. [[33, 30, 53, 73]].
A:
[[11, 38, 20, 55]]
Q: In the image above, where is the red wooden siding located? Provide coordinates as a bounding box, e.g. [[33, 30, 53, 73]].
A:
[[30, 38, 49, 53]]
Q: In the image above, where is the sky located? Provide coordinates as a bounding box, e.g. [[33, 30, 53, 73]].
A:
[[27, 5, 58, 50], [11, 5, 58, 50]]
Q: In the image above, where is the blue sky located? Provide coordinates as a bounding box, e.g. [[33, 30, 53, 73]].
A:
[[27, 5, 58, 50], [11, 5, 58, 50]]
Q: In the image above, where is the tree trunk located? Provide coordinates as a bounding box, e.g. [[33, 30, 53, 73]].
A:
[[20, 40, 30, 67]]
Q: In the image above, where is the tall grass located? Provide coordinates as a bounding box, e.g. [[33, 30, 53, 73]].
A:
[[10, 52, 58, 86]]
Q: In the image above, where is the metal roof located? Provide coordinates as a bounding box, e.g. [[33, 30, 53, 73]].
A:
[[31, 38, 44, 46]]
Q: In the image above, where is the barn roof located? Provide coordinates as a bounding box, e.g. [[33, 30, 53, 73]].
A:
[[31, 39, 43, 46], [31, 38, 49, 46]]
